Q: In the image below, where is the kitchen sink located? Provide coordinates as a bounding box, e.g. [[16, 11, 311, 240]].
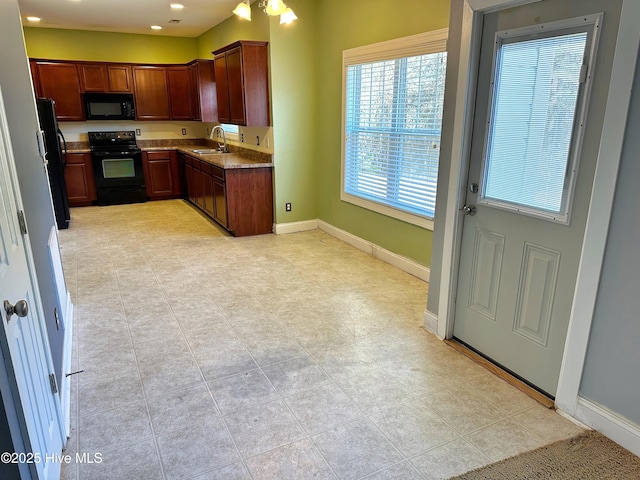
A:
[[190, 148, 224, 154]]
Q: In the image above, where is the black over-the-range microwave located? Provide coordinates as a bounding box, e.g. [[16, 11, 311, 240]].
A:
[[83, 93, 135, 120]]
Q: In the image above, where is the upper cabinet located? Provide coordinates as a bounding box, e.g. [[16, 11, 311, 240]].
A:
[[32, 61, 84, 121], [78, 64, 133, 93], [167, 66, 192, 121], [30, 58, 216, 122], [188, 60, 217, 122], [133, 66, 171, 120], [213, 41, 270, 126]]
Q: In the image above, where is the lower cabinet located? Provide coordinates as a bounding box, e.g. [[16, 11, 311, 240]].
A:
[[184, 154, 272, 236], [64, 153, 96, 206], [142, 150, 181, 199]]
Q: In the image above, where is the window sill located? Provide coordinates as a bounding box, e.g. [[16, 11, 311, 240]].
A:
[[341, 192, 434, 230]]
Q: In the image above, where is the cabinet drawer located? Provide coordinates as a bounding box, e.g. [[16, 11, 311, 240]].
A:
[[211, 165, 225, 181], [147, 151, 171, 161], [200, 162, 213, 176]]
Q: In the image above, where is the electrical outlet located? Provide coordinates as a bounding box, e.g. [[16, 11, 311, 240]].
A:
[[285, 202, 292, 212], [135, 129, 141, 136], [181, 128, 187, 135], [241, 133, 245, 142]]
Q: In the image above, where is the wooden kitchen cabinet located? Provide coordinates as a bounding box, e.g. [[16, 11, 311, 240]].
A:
[[211, 166, 228, 228], [184, 154, 272, 236], [133, 66, 171, 120], [106, 65, 133, 92], [188, 60, 217, 122], [78, 64, 107, 92], [213, 41, 270, 126], [142, 150, 181, 199], [78, 63, 133, 93], [64, 153, 96, 206], [167, 66, 192, 120], [33, 62, 84, 121]]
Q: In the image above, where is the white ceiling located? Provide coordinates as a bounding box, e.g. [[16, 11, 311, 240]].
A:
[[17, 0, 242, 38]]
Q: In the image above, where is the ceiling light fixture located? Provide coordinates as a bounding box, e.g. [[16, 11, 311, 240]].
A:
[[280, 7, 297, 24], [232, 0, 297, 24], [170, 3, 184, 9], [26, 16, 41, 22], [232, 0, 252, 21], [151, 25, 163, 30]]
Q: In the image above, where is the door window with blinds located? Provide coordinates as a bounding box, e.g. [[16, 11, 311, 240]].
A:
[[479, 18, 599, 224], [341, 30, 447, 229]]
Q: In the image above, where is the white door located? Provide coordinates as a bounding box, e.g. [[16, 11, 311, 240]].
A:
[[453, 1, 617, 397], [0, 88, 65, 479]]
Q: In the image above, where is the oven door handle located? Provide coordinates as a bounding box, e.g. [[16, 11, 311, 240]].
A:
[[92, 150, 141, 157]]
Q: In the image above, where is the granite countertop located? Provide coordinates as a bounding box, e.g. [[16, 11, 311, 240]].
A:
[[177, 147, 273, 169], [64, 139, 273, 170]]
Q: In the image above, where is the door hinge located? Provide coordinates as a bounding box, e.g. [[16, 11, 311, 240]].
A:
[[17, 210, 27, 235], [54, 308, 60, 330], [49, 373, 58, 394]]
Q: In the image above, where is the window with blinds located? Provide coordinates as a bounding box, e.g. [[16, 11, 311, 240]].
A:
[[480, 27, 593, 223], [341, 30, 448, 229]]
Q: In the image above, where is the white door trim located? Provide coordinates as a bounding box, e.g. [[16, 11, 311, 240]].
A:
[[437, 0, 640, 433]]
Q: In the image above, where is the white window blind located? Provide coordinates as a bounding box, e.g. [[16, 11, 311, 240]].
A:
[[482, 32, 588, 216], [341, 30, 448, 227]]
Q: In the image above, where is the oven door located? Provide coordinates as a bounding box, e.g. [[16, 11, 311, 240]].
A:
[[92, 150, 146, 205]]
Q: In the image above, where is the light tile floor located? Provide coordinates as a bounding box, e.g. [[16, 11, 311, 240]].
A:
[[58, 200, 583, 480]]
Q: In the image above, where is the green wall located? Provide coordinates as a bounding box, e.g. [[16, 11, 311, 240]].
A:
[[23, 27, 198, 63], [268, 0, 318, 223], [315, 0, 450, 267]]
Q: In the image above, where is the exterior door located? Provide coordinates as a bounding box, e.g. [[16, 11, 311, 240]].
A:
[[453, 1, 619, 397], [0, 88, 65, 479]]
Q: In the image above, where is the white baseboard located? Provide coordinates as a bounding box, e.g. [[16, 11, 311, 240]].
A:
[[273, 219, 319, 234], [60, 298, 74, 438], [423, 309, 439, 335], [318, 220, 430, 282], [574, 396, 640, 456]]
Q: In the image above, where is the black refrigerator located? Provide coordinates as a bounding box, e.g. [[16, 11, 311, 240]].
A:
[[37, 98, 70, 229]]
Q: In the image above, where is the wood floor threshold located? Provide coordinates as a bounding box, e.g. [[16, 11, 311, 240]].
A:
[[444, 339, 555, 409]]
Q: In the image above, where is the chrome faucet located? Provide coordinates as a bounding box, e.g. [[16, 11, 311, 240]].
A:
[[209, 125, 229, 153]]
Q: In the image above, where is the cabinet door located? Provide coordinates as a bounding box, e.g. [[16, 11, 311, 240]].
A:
[[214, 54, 231, 123], [226, 47, 246, 125], [64, 153, 96, 206], [185, 162, 195, 204], [133, 67, 171, 120], [213, 178, 228, 228], [78, 64, 107, 92], [193, 165, 204, 209], [35, 63, 84, 121], [202, 170, 215, 217], [190, 60, 217, 122], [145, 153, 173, 197], [167, 67, 192, 120], [106, 65, 132, 92]]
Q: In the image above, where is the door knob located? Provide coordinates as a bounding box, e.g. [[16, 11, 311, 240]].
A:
[[4, 300, 29, 322], [460, 204, 477, 216]]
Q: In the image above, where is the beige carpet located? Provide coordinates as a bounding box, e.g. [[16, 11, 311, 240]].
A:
[[452, 430, 640, 479]]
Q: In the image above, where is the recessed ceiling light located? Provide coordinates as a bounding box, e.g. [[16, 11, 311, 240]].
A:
[[26, 16, 41, 22], [170, 3, 184, 9], [151, 25, 163, 30]]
